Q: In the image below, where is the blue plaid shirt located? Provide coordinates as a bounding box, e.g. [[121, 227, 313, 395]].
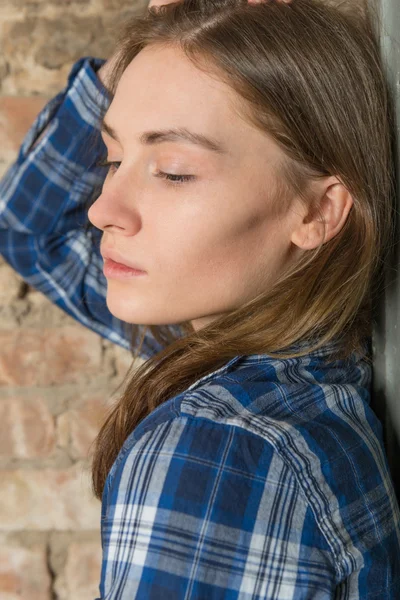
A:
[[1, 57, 399, 599]]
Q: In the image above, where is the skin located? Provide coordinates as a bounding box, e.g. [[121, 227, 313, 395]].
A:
[[148, 0, 180, 6], [88, 42, 353, 333]]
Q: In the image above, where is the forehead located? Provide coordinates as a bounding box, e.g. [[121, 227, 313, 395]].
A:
[[107, 44, 285, 167], [108, 45, 241, 142]]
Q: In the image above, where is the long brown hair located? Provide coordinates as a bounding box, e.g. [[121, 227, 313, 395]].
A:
[[90, 0, 395, 499]]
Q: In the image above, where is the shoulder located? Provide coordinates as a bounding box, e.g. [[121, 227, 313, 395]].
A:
[[177, 368, 400, 584], [101, 413, 338, 598], [104, 410, 288, 523], [106, 364, 399, 564], [100, 356, 400, 596]]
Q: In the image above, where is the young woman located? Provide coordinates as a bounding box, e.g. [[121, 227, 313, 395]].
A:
[[1, 0, 399, 597]]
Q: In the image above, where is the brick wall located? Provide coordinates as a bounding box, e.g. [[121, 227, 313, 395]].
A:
[[0, 1, 146, 597]]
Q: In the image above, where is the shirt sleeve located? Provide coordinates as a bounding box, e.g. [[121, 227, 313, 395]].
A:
[[97, 416, 337, 599], [0, 56, 184, 357]]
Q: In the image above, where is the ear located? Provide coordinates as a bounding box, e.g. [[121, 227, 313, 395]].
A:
[[290, 177, 353, 250]]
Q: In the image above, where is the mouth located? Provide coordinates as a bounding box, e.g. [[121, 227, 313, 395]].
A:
[[100, 247, 147, 272], [103, 258, 147, 279]]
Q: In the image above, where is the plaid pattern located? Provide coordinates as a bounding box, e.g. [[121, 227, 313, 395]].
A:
[[99, 349, 400, 599], [1, 57, 399, 599]]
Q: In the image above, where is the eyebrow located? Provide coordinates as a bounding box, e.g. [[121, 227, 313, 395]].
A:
[[100, 117, 228, 155]]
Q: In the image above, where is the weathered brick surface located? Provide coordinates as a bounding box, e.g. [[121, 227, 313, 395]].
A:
[[0, 539, 52, 600], [0, 464, 100, 530], [0, 6, 145, 96], [0, 326, 103, 387], [114, 340, 139, 375], [0, 96, 48, 163], [57, 394, 110, 459], [54, 540, 102, 600], [0, 0, 139, 596], [0, 396, 56, 458], [0, 262, 25, 306]]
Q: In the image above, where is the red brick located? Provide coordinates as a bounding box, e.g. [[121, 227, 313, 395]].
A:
[[69, 396, 109, 459], [55, 393, 111, 459], [0, 96, 47, 163], [1, 17, 112, 95], [0, 541, 51, 600], [0, 464, 100, 531], [114, 343, 137, 377], [23, 288, 79, 328], [0, 396, 55, 458], [0, 326, 102, 387], [0, 263, 23, 306], [56, 412, 70, 449], [54, 541, 102, 600]]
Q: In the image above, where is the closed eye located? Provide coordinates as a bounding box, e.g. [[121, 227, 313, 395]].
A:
[[154, 172, 195, 185], [96, 159, 121, 174], [96, 159, 196, 187]]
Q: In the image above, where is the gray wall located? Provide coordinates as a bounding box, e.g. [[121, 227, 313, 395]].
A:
[[372, 0, 400, 498]]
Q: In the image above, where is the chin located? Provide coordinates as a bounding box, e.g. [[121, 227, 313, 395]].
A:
[[105, 294, 145, 324], [104, 293, 170, 326]]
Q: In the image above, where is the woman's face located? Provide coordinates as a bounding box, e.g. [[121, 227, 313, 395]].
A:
[[88, 44, 303, 331]]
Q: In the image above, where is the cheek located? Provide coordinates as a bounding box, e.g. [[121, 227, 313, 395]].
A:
[[103, 190, 291, 326], [145, 168, 290, 296], [158, 201, 279, 293]]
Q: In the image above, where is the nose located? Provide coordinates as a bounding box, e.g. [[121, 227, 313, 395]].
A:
[[87, 175, 142, 235]]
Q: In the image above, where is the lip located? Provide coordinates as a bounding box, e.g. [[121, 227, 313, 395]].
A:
[[100, 247, 147, 273]]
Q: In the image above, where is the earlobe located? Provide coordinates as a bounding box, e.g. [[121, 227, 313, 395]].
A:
[[290, 218, 326, 250], [290, 179, 353, 251]]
